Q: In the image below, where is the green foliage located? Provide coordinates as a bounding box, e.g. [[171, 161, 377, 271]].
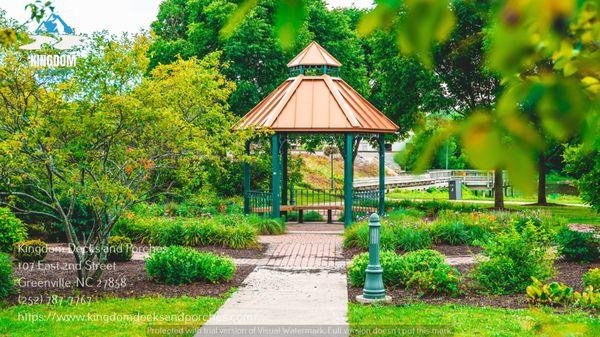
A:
[[0, 252, 13, 299], [556, 227, 599, 262], [0, 34, 244, 284], [153, 0, 369, 115], [474, 226, 556, 294], [386, 199, 483, 217], [113, 215, 259, 249], [563, 145, 600, 212], [526, 278, 575, 306], [430, 211, 497, 246], [252, 217, 286, 235], [106, 236, 133, 262], [343, 222, 396, 251], [582, 268, 600, 290], [302, 211, 323, 222], [391, 225, 432, 252], [0, 208, 27, 253], [396, 118, 469, 170], [145, 246, 235, 285], [12, 240, 47, 262], [511, 212, 565, 245], [526, 278, 600, 310], [574, 286, 600, 310], [347, 249, 459, 295]]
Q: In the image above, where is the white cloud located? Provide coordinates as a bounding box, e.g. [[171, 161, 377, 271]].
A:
[[0, 0, 374, 35]]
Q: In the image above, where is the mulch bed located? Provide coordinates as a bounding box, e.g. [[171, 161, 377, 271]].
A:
[[8, 249, 256, 306], [432, 244, 483, 256], [347, 260, 600, 310]]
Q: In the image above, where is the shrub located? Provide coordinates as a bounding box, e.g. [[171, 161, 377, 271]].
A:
[[347, 250, 404, 288], [407, 263, 461, 296], [582, 268, 600, 289], [556, 227, 599, 262], [343, 222, 395, 250], [574, 286, 600, 310], [303, 211, 324, 222], [0, 253, 13, 299], [347, 249, 459, 296], [474, 226, 555, 294], [146, 246, 235, 285], [526, 278, 575, 306], [106, 236, 133, 262], [13, 240, 47, 262], [392, 226, 431, 251], [429, 211, 496, 246], [512, 212, 564, 244], [0, 208, 27, 253], [249, 216, 286, 235], [114, 216, 258, 249], [430, 222, 472, 245]]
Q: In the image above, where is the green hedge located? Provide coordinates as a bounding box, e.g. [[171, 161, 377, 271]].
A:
[[0, 208, 27, 253], [556, 227, 599, 262], [146, 246, 235, 285], [474, 224, 556, 294], [347, 249, 460, 295], [0, 253, 14, 299], [113, 214, 259, 249]]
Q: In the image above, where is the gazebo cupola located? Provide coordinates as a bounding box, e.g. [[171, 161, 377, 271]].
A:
[[287, 41, 341, 77], [235, 41, 399, 228]]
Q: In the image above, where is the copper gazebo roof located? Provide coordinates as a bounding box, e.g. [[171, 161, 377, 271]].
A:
[[234, 42, 399, 134]]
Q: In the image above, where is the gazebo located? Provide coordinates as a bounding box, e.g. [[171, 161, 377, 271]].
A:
[[235, 41, 399, 228]]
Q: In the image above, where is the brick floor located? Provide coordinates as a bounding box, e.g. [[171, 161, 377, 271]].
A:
[[233, 234, 346, 270]]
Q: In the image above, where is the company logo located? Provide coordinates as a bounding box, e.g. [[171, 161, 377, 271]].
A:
[[19, 14, 84, 68]]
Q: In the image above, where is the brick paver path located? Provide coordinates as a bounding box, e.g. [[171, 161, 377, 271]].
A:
[[232, 234, 346, 270], [196, 227, 349, 337]]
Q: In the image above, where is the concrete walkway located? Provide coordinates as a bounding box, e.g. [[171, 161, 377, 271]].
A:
[[196, 227, 349, 337]]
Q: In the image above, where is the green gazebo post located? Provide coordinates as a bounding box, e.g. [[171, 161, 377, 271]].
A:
[[271, 133, 281, 218], [243, 141, 251, 215], [344, 133, 354, 228], [378, 134, 385, 215], [281, 134, 288, 213]]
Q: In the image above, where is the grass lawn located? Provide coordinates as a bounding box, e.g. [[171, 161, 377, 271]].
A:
[[0, 296, 225, 337], [506, 205, 600, 225], [388, 189, 584, 205], [349, 303, 600, 337]]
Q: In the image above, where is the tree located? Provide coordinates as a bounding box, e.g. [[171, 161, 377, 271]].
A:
[[0, 35, 241, 286], [150, 0, 370, 115], [563, 144, 600, 212], [242, 0, 599, 205]]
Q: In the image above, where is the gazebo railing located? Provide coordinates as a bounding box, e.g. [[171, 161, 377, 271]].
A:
[[290, 188, 344, 206], [247, 188, 380, 220], [248, 190, 272, 216]]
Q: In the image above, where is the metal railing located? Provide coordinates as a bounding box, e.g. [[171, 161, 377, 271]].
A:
[[247, 188, 380, 220], [354, 169, 506, 190]]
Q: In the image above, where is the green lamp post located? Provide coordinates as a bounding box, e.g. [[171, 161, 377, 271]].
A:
[[356, 213, 392, 303]]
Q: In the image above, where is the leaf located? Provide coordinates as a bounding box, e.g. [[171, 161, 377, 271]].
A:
[[274, 0, 307, 49], [460, 113, 503, 170], [220, 0, 258, 39]]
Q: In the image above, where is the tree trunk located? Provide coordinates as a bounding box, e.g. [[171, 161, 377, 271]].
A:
[[494, 168, 504, 210], [537, 151, 547, 205]]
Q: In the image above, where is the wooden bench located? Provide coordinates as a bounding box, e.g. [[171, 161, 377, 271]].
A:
[[251, 205, 376, 224]]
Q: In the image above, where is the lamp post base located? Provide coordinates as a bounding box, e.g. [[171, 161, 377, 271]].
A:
[[355, 295, 392, 304]]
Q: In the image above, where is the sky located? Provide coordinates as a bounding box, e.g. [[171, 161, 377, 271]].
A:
[[0, 0, 374, 35]]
